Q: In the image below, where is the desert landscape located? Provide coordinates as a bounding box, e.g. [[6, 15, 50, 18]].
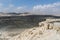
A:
[[0, 0, 60, 40], [0, 13, 60, 40]]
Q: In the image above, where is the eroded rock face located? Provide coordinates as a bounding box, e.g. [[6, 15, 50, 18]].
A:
[[19, 28, 60, 40], [16, 19, 60, 40], [0, 19, 60, 40]]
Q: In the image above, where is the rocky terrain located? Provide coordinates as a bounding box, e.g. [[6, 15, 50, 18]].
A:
[[0, 13, 60, 40], [0, 19, 60, 40], [10, 19, 60, 40]]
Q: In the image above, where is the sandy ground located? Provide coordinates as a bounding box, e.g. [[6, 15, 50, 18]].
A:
[[0, 19, 60, 40], [0, 27, 29, 40], [1, 25, 60, 40], [19, 27, 60, 40]]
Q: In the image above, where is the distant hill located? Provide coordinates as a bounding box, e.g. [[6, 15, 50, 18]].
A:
[[0, 13, 60, 29], [0, 12, 31, 16]]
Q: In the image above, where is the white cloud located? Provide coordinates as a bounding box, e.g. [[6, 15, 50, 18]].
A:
[[8, 4, 14, 7], [1, 4, 27, 13], [0, 3, 3, 7], [0, 2, 60, 16], [14, 7, 25, 13], [32, 2, 60, 16], [0, 3, 3, 12], [14, 6, 28, 13], [2, 4, 14, 13]]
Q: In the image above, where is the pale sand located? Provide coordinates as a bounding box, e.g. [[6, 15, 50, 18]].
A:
[[0, 19, 60, 40], [0, 26, 60, 40]]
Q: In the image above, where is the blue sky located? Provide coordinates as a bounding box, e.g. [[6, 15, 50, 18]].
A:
[[0, 0, 60, 15], [0, 0, 60, 7]]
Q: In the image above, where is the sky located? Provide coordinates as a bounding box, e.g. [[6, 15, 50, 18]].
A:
[[0, 0, 60, 15]]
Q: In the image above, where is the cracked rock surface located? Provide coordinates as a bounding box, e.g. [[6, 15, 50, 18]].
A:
[[0, 19, 60, 40]]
